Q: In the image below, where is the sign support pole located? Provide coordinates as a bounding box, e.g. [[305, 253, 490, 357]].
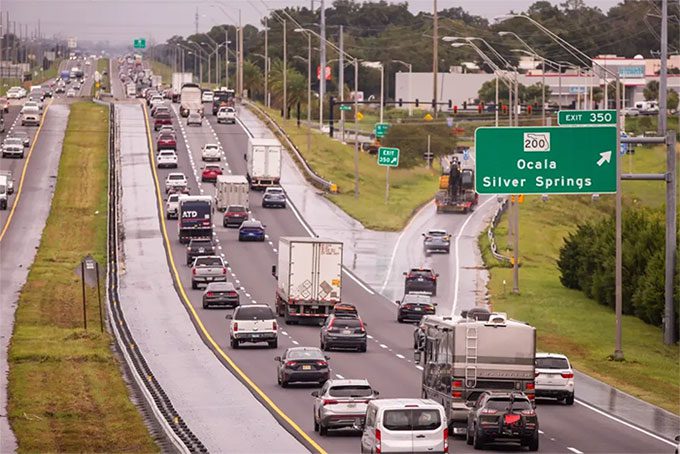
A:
[[80, 261, 87, 330], [512, 198, 520, 293], [614, 74, 623, 361], [385, 167, 390, 203]]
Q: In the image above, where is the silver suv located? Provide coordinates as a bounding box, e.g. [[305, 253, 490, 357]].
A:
[[535, 352, 575, 405], [312, 379, 379, 436]]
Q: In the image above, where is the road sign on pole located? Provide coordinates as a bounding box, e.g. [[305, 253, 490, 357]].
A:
[[339, 105, 351, 111], [377, 147, 399, 167], [374, 122, 390, 138], [133, 38, 146, 49], [475, 126, 617, 194], [558, 110, 616, 126]]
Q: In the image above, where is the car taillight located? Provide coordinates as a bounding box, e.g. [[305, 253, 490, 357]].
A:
[[481, 408, 498, 415], [285, 361, 297, 367], [375, 428, 381, 453], [322, 399, 338, 406], [316, 360, 328, 367], [358, 319, 365, 332], [443, 427, 449, 453], [186, 247, 191, 251], [206, 292, 213, 297], [233, 322, 238, 332], [227, 291, 238, 297], [561, 373, 574, 379], [526, 382, 535, 390], [221, 267, 227, 274], [452, 391, 462, 398], [192, 268, 197, 275], [521, 409, 536, 416], [535, 372, 540, 377], [452, 380, 463, 388], [403, 304, 414, 309], [272, 321, 277, 331]]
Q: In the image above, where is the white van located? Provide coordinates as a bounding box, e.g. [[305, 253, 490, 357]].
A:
[[359, 399, 448, 453]]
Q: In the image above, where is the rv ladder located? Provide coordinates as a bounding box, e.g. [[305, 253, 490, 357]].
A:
[[465, 323, 478, 388]]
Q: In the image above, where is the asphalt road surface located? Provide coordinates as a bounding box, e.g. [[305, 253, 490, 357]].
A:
[[135, 94, 673, 453]]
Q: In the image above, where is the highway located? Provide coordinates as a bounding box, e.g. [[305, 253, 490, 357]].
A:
[[128, 77, 673, 452]]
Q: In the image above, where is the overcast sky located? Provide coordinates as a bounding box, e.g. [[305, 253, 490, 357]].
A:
[[4, 0, 622, 45]]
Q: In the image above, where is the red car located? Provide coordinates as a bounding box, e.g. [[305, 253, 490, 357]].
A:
[[154, 112, 172, 130], [222, 204, 248, 228], [201, 164, 223, 182], [156, 133, 177, 150]]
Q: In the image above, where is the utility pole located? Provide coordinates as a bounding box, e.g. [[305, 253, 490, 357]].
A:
[[432, 0, 438, 117], [283, 19, 287, 119], [339, 25, 345, 142], [319, 0, 326, 129], [658, 0, 668, 134], [264, 18, 269, 106], [195, 7, 199, 35], [225, 28, 229, 89], [239, 9, 244, 97]]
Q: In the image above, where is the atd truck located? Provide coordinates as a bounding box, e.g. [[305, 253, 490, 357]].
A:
[[273, 237, 343, 325], [211, 89, 235, 114], [179, 83, 203, 117], [415, 310, 536, 434], [246, 137, 282, 189], [214, 175, 249, 211], [435, 155, 478, 213], [178, 195, 213, 244]]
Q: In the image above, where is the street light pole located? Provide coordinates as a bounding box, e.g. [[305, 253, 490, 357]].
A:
[[283, 19, 287, 118], [354, 57, 359, 198], [658, 0, 668, 134], [541, 57, 545, 125], [319, 0, 326, 130], [307, 34, 312, 155], [264, 19, 269, 106], [339, 25, 345, 141]]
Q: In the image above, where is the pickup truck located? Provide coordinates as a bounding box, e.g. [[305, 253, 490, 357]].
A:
[[185, 238, 216, 265], [227, 304, 278, 349], [190, 255, 227, 288], [166, 193, 180, 219], [165, 172, 187, 194], [0, 170, 14, 194]]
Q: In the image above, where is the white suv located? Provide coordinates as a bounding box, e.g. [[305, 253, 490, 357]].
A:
[[312, 379, 379, 436], [164, 172, 187, 193], [535, 352, 575, 405], [217, 106, 236, 124], [157, 150, 178, 168], [201, 143, 221, 162], [227, 305, 278, 349], [165, 193, 180, 219]]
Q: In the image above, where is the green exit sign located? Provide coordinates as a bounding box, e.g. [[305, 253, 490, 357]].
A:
[[558, 110, 616, 126], [475, 126, 617, 195], [377, 147, 399, 167], [339, 105, 352, 111], [133, 38, 146, 49]]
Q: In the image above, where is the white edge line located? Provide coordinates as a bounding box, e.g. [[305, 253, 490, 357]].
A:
[[575, 399, 676, 447], [567, 448, 583, 454], [379, 200, 434, 293], [451, 195, 497, 316]]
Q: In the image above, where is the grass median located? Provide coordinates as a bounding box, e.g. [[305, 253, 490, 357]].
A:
[[482, 144, 679, 414], [256, 104, 439, 230], [7, 102, 158, 452], [92, 58, 110, 97]]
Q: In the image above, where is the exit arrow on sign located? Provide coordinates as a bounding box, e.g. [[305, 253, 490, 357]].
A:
[[597, 151, 612, 167]]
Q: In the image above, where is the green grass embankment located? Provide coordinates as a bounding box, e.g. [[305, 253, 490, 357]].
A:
[[150, 60, 173, 87], [7, 102, 159, 451], [257, 104, 439, 230], [0, 60, 62, 96], [482, 143, 679, 414]]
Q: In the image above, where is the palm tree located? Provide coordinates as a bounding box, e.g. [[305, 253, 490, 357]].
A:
[[243, 60, 263, 100], [268, 59, 307, 112]]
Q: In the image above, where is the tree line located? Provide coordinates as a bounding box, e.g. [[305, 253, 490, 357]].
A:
[[557, 208, 679, 332]]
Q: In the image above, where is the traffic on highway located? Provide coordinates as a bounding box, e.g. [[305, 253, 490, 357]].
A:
[[0, 3, 678, 453]]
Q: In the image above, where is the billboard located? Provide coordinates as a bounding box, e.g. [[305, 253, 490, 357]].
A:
[[67, 37, 78, 49]]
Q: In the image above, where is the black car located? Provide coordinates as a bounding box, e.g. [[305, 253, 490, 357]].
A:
[[275, 347, 330, 387], [467, 392, 539, 451], [396, 293, 436, 323], [403, 268, 438, 296], [185, 238, 216, 266], [422, 229, 451, 254], [202, 282, 239, 309], [320, 314, 367, 352], [262, 187, 287, 208]]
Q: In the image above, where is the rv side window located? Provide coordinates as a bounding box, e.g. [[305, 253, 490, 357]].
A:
[[426, 337, 438, 362], [366, 407, 377, 428]]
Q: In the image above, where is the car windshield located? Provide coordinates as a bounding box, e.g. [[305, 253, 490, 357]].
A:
[[190, 240, 212, 248], [403, 295, 431, 305], [382, 409, 441, 431], [168, 195, 179, 202], [5, 138, 22, 145], [409, 270, 433, 278], [485, 398, 532, 411], [207, 282, 231, 291], [168, 174, 184, 180], [0, 184, 6, 194], [205, 166, 220, 171], [286, 349, 324, 360], [235, 306, 274, 320], [195, 257, 222, 266], [267, 188, 284, 195], [328, 385, 373, 398], [159, 134, 174, 141], [428, 231, 447, 237], [535, 357, 569, 369], [228, 205, 246, 213], [241, 222, 261, 229], [156, 113, 170, 119]]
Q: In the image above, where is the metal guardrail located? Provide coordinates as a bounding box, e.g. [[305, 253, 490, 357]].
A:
[[244, 101, 335, 192], [487, 198, 512, 263], [107, 103, 206, 453]]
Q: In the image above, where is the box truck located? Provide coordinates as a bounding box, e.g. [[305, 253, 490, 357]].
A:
[[215, 175, 249, 211], [172, 72, 193, 102], [246, 137, 282, 189], [180, 82, 203, 117], [273, 237, 343, 324]]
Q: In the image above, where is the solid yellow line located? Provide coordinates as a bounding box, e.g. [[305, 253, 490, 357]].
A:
[[0, 100, 53, 243], [140, 104, 327, 454]]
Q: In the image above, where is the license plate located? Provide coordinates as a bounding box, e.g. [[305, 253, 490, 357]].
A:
[[343, 330, 351, 335], [206, 277, 213, 281], [311, 305, 319, 309], [347, 403, 356, 408], [198, 248, 205, 252], [251, 334, 260, 338], [414, 307, 422, 311], [418, 277, 424, 281], [302, 365, 311, 370]]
